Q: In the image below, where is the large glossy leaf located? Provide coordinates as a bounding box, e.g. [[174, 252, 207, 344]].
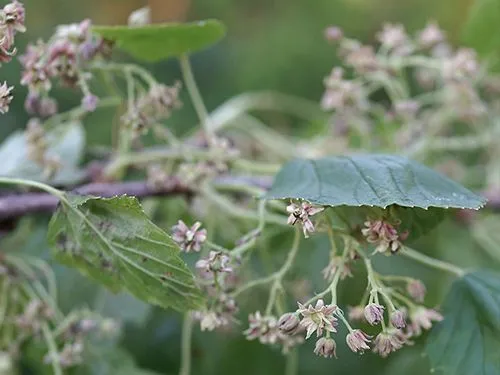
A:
[[93, 20, 226, 62], [265, 155, 485, 209], [0, 122, 86, 185], [426, 270, 500, 375], [47, 194, 205, 312]]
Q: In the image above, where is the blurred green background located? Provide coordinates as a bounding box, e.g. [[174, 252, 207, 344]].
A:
[[1, 0, 477, 139], [4, 1, 499, 375]]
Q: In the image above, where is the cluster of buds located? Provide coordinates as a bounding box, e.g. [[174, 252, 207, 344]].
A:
[[244, 312, 304, 354], [320, 22, 494, 154], [20, 18, 112, 117], [347, 277, 441, 357], [286, 201, 324, 238], [24, 118, 61, 178], [176, 160, 227, 186], [15, 299, 54, 334], [193, 294, 237, 331], [172, 223, 242, 332], [362, 218, 408, 254], [122, 82, 182, 137]]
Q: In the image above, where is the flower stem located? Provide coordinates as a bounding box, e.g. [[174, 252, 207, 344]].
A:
[[285, 348, 299, 375], [0, 177, 66, 201], [179, 312, 194, 375], [179, 54, 215, 146], [41, 323, 62, 375], [401, 246, 465, 277]]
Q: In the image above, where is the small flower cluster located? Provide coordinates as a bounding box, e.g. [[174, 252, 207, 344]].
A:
[[244, 312, 304, 354], [172, 222, 241, 332], [256, 299, 372, 358], [24, 118, 61, 177], [43, 314, 120, 369], [122, 82, 182, 137], [348, 277, 442, 357], [319, 22, 495, 156], [362, 218, 408, 254], [286, 201, 324, 238], [0, 0, 26, 114], [15, 299, 54, 334], [20, 18, 112, 117]]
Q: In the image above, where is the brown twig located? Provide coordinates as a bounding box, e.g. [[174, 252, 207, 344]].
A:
[[0, 175, 497, 223]]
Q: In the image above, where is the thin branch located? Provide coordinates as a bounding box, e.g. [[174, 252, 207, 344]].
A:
[[0, 173, 497, 223]]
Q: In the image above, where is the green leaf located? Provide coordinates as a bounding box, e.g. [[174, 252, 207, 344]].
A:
[[93, 20, 226, 62], [47, 195, 205, 312], [0, 122, 86, 185], [265, 155, 485, 209], [462, 0, 500, 59], [426, 270, 500, 375]]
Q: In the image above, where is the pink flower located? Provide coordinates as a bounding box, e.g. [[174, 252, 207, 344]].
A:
[[0, 82, 13, 114], [286, 202, 324, 238], [314, 337, 337, 358], [278, 313, 301, 335], [3, 1, 26, 33], [171, 220, 207, 253], [373, 330, 405, 357], [322, 256, 352, 281], [347, 305, 365, 322], [362, 219, 407, 254], [408, 307, 443, 336], [82, 94, 98, 112], [390, 310, 406, 329], [364, 303, 385, 325], [244, 312, 279, 344], [417, 22, 445, 49], [406, 279, 426, 303], [346, 330, 371, 353], [297, 299, 337, 339], [195, 251, 232, 274]]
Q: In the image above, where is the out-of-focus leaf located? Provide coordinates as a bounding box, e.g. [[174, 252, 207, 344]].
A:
[[93, 20, 226, 62], [472, 214, 500, 263], [97, 290, 151, 326], [426, 270, 500, 375], [47, 195, 205, 312], [265, 155, 486, 209], [75, 342, 160, 375], [462, 0, 500, 58], [0, 122, 86, 185]]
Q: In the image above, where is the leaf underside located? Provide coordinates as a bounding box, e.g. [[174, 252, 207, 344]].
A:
[[426, 270, 500, 375], [265, 154, 486, 210], [93, 20, 226, 62], [47, 195, 205, 312]]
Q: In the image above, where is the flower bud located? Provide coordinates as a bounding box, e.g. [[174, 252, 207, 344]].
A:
[[314, 337, 337, 358], [82, 93, 98, 112], [390, 310, 406, 329], [324, 26, 343, 43], [407, 279, 426, 303], [364, 303, 385, 325], [278, 313, 301, 335]]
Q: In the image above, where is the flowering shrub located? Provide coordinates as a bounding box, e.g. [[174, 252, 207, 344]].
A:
[[0, 2, 499, 375]]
